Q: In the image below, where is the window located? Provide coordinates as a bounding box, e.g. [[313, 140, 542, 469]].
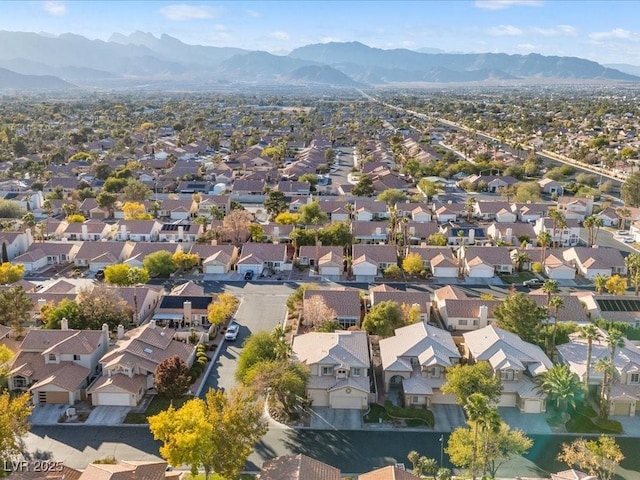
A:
[[73, 354, 81, 361], [412, 396, 419, 404], [500, 369, 515, 381], [321, 366, 334, 376], [352, 368, 361, 377], [459, 319, 468, 326], [410, 357, 419, 366], [48, 354, 56, 362], [430, 367, 441, 378], [14, 377, 26, 388], [631, 373, 640, 384]]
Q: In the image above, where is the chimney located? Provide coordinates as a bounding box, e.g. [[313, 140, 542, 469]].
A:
[[468, 228, 475, 244], [178, 226, 184, 241], [183, 301, 192, 324], [117, 324, 125, 339], [37, 298, 47, 311], [120, 224, 127, 240], [81, 223, 88, 240], [61, 317, 68, 331], [479, 305, 488, 328], [505, 228, 513, 243], [149, 319, 156, 329], [102, 323, 109, 344]]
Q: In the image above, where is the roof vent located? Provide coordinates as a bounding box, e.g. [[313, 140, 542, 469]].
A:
[[144, 347, 153, 354]]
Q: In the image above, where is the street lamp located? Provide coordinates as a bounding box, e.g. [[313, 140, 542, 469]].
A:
[[439, 434, 444, 468]]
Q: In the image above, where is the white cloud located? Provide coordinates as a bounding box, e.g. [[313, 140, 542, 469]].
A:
[[487, 25, 524, 36], [245, 9, 262, 18], [158, 4, 219, 21], [589, 28, 637, 41], [532, 24, 577, 36], [213, 24, 227, 32], [516, 43, 536, 51], [43, 1, 66, 16], [475, 0, 543, 10], [269, 31, 290, 41]]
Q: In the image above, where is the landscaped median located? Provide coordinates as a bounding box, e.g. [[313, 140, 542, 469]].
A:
[[364, 401, 434, 428], [546, 402, 622, 435]]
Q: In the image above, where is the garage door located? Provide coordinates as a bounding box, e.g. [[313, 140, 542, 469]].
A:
[[431, 390, 458, 405], [331, 395, 364, 409], [613, 402, 632, 416], [497, 393, 517, 407], [38, 391, 69, 404], [522, 399, 541, 413], [205, 265, 225, 274], [96, 392, 131, 406]]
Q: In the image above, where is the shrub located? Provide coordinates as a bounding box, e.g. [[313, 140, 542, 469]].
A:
[[531, 261, 544, 273]]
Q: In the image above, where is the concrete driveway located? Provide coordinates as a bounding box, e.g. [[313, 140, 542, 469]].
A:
[[310, 407, 363, 430], [499, 407, 552, 434], [84, 406, 131, 425], [29, 404, 69, 425], [431, 404, 466, 432]]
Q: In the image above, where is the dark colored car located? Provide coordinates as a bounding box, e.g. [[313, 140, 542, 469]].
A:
[[244, 271, 254, 280], [523, 279, 543, 289]]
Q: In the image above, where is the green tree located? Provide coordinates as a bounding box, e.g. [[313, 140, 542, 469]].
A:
[[558, 435, 624, 480], [76, 284, 132, 330], [41, 298, 84, 329], [621, 171, 640, 207], [122, 179, 152, 202], [0, 286, 32, 337], [464, 393, 494, 480], [104, 264, 149, 286], [352, 175, 374, 197], [96, 191, 118, 217], [384, 264, 403, 279], [299, 201, 328, 268], [579, 324, 602, 388], [362, 300, 405, 338], [626, 252, 640, 296], [442, 362, 503, 404], [377, 189, 408, 206], [402, 252, 424, 276], [235, 331, 279, 383], [428, 232, 448, 246], [593, 273, 609, 295], [536, 364, 584, 412], [154, 355, 192, 399], [494, 293, 546, 345], [536, 230, 552, 264], [143, 250, 177, 278], [248, 223, 264, 242], [0, 391, 32, 466], [149, 387, 267, 480], [264, 190, 288, 218]]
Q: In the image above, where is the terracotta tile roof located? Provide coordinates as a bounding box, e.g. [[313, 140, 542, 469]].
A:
[[292, 331, 370, 369], [87, 373, 147, 395], [29, 362, 90, 391], [359, 466, 421, 480], [259, 453, 341, 480], [303, 289, 361, 319]]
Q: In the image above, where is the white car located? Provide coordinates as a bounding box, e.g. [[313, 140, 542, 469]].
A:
[[224, 323, 239, 341]]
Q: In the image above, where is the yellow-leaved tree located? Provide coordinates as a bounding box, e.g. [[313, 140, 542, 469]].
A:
[[0, 391, 32, 464], [0, 263, 24, 284], [122, 202, 152, 220], [207, 293, 239, 328], [148, 386, 267, 480]]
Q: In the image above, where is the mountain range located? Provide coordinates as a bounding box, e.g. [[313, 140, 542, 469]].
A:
[[0, 30, 637, 90]]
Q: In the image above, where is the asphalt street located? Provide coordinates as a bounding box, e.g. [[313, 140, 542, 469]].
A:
[[25, 426, 640, 479]]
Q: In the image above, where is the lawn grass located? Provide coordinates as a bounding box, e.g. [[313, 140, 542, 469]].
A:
[[565, 402, 623, 434], [385, 401, 435, 427], [123, 395, 190, 424], [499, 271, 535, 283], [363, 403, 389, 423]]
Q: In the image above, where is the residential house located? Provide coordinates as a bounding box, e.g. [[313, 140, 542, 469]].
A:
[[354, 200, 389, 221], [380, 322, 460, 407], [88, 321, 196, 406], [261, 223, 294, 244], [62, 460, 180, 480], [462, 174, 518, 193], [236, 243, 291, 276], [594, 206, 620, 227], [528, 291, 590, 324], [474, 201, 517, 223], [158, 222, 202, 243], [352, 221, 390, 244], [0, 229, 32, 260], [351, 244, 398, 282], [406, 246, 458, 278], [8, 321, 108, 404], [359, 466, 421, 480], [404, 221, 440, 245], [533, 217, 581, 246], [15, 242, 80, 273], [556, 196, 594, 221], [558, 330, 640, 416], [303, 289, 361, 328], [152, 282, 214, 329], [156, 198, 196, 220], [538, 178, 564, 196], [369, 285, 430, 323], [440, 224, 487, 246], [60, 220, 112, 242], [258, 454, 341, 480], [115, 220, 162, 242], [124, 242, 181, 268], [463, 325, 552, 412], [116, 285, 163, 325], [487, 223, 536, 246], [291, 330, 370, 409], [277, 180, 311, 196], [460, 246, 514, 277], [298, 246, 344, 280], [195, 244, 238, 274], [512, 203, 551, 223], [74, 242, 133, 271], [432, 202, 465, 223], [318, 199, 351, 222], [562, 247, 627, 279]]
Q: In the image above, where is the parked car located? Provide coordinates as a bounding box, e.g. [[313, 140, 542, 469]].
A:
[[616, 230, 629, 236], [95, 269, 105, 281], [523, 279, 543, 288], [244, 271, 254, 280], [224, 323, 239, 341]]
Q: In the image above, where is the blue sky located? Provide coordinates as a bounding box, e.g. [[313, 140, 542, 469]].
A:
[[3, 0, 640, 64]]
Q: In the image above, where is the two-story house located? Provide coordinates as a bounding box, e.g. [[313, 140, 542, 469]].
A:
[[463, 325, 552, 413], [380, 323, 460, 408], [115, 220, 162, 242], [556, 196, 593, 221], [562, 246, 627, 279], [8, 320, 109, 404], [291, 330, 370, 410]]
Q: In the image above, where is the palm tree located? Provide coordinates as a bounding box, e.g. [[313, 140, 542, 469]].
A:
[[514, 251, 531, 272], [583, 216, 596, 247], [549, 209, 566, 246], [463, 393, 492, 480], [542, 280, 559, 311], [595, 357, 614, 419], [578, 324, 602, 389], [593, 217, 603, 246], [601, 329, 625, 419], [537, 231, 552, 264], [593, 273, 610, 295], [536, 364, 584, 412], [616, 207, 631, 230], [625, 252, 640, 296], [478, 407, 501, 479], [548, 295, 564, 357]]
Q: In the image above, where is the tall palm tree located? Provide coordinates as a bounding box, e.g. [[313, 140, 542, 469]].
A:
[[578, 324, 602, 389], [514, 251, 531, 272], [602, 329, 625, 419], [542, 280, 559, 311], [463, 393, 492, 480], [616, 207, 631, 230], [593, 217, 603, 246], [583, 216, 596, 247], [478, 407, 501, 478], [595, 357, 614, 419], [625, 252, 640, 296], [548, 295, 565, 357], [536, 364, 584, 412], [537, 231, 552, 264], [549, 209, 566, 246]]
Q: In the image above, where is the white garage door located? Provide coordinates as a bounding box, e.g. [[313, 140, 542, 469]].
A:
[[497, 393, 517, 407], [204, 265, 225, 274], [96, 392, 131, 406], [613, 401, 632, 416], [431, 390, 458, 405], [331, 395, 364, 409], [522, 399, 542, 413]]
